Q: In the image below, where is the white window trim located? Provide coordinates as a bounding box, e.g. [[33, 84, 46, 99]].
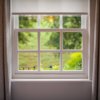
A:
[[12, 13, 88, 79]]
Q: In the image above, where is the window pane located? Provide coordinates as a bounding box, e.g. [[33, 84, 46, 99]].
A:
[[19, 15, 37, 28], [62, 52, 82, 70], [63, 16, 81, 28], [40, 32, 60, 50], [18, 32, 38, 50], [63, 32, 82, 49], [40, 52, 60, 71], [18, 52, 38, 70], [40, 16, 60, 28]]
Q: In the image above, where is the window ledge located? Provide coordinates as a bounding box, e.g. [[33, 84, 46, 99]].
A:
[[11, 79, 92, 82]]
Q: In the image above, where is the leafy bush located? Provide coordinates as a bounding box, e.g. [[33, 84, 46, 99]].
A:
[[63, 52, 82, 70]]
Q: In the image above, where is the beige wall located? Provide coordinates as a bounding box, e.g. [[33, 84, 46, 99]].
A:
[[0, 0, 4, 100], [12, 81, 92, 100]]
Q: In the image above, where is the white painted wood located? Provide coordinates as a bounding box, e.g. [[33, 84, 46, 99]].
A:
[[12, 12, 88, 15], [14, 28, 86, 32], [18, 50, 82, 52], [12, 13, 88, 79], [11, 0, 88, 13], [38, 31, 40, 72], [82, 30, 89, 77]]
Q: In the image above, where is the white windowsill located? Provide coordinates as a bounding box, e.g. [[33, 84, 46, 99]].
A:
[[11, 79, 91, 82]]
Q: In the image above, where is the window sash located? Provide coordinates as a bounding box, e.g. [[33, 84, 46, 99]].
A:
[[12, 30, 88, 71], [12, 13, 88, 79], [13, 13, 88, 29]]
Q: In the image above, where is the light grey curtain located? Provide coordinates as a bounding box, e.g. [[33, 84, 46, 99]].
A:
[[4, 0, 11, 100], [92, 0, 100, 100]]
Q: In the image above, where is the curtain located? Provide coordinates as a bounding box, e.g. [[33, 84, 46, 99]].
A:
[[0, 0, 5, 100], [92, 0, 100, 100], [0, 0, 11, 100], [96, 0, 100, 99]]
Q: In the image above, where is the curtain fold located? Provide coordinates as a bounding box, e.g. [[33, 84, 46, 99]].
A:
[[4, 0, 11, 100], [0, 0, 11, 100], [92, 0, 100, 100], [0, 0, 5, 100], [97, 0, 100, 99]]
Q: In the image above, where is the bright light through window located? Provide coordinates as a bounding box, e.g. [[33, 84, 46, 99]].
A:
[[12, 14, 88, 79]]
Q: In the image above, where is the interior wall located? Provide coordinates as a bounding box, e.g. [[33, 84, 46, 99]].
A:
[[11, 81, 92, 100], [4, 0, 92, 100]]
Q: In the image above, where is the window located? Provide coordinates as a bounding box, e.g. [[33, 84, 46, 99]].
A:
[[12, 13, 88, 79], [12, 0, 89, 79]]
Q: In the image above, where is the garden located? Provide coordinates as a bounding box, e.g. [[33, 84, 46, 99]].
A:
[[18, 15, 82, 71]]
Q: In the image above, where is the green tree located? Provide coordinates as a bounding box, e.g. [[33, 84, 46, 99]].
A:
[[47, 16, 82, 49], [19, 16, 37, 44]]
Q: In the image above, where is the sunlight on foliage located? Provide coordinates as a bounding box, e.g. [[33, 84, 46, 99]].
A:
[[40, 16, 60, 28], [63, 52, 82, 70]]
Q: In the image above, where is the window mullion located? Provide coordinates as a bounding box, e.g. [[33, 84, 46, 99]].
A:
[[82, 30, 88, 73], [59, 15, 63, 71], [13, 31, 18, 73], [38, 31, 40, 72], [14, 15, 19, 29], [38, 15, 41, 28], [38, 15, 41, 71], [60, 15, 63, 29], [60, 30, 63, 71]]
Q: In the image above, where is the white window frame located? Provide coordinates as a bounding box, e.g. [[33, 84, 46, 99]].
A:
[[12, 13, 88, 79]]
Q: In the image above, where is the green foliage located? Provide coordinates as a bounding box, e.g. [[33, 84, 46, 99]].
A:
[[40, 65, 59, 71], [40, 16, 60, 28], [19, 16, 37, 28], [19, 53, 37, 70], [18, 32, 37, 50], [47, 16, 82, 49], [63, 32, 82, 49], [40, 53, 59, 71], [19, 16, 37, 44], [63, 16, 81, 28], [63, 52, 82, 70], [18, 32, 30, 44], [18, 15, 82, 70], [46, 32, 60, 49]]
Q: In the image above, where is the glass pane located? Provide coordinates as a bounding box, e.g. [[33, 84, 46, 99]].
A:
[[40, 32, 60, 50], [19, 15, 37, 28], [62, 52, 82, 70], [63, 32, 82, 49], [63, 16, 81, 28], [40, 52, 60, 71], [40, 16, 60, 28], [18, 32, 38, 50], [18, 52, 38, 70]]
